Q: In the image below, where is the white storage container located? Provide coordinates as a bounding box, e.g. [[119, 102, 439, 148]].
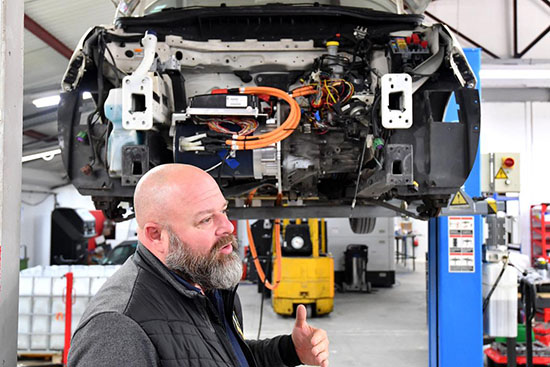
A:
[[483, 262, 518, 337], [18, 265, 120, 353]]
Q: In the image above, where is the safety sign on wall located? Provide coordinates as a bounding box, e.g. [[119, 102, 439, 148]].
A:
[[448, 216, 475, 273]]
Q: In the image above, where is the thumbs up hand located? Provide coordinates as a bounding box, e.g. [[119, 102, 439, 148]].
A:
[[291, 304, 329, 367]]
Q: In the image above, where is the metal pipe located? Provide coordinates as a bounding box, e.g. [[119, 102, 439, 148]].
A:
[[524, 280, 534, 367], [506, 337, 517, 367], [517, 25, 550, 58], [63, 272, 74, 365], [489, 153, 495, 193], [24, 14, 72, 59], [513, 0, 550, 58], [513, 0, 518, 58], [0, 0, 23, 364]]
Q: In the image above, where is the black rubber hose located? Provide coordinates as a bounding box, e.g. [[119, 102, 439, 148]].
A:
[[257, 253, 272, 339], [522, 278, 536, 367], [483, 257, 509, 313]]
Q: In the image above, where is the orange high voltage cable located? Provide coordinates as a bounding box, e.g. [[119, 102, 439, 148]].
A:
[[246, 219, 282, 290], [224, 86, 315, 150], [245, 189, 283, 290], [233, 100, 308, 149], [228, 87, 299, 145]]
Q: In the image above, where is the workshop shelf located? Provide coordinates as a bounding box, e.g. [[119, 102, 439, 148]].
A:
[[531, 204, 550, 264], [485, 346, 550, 366]]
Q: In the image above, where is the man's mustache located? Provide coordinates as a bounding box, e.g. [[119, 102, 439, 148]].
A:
[[210, 234, 238, 254]]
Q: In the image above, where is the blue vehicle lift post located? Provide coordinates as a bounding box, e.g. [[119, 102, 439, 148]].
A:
[[428, 48, 483, 367]]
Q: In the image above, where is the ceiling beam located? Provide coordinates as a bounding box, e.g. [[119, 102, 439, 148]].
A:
[[481, 88, 550, 102], [424, 11, 500, 59], [23, 107, 58, 130], [24, 14, 72, 59], [23, 129, 58, 145], [22, 166, 68, 189]]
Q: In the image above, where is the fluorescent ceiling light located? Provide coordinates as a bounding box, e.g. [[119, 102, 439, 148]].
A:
[[22, 148, 61, 163], [32, 95, 60, 108], [32, 92, 91, 108], [480, 69, 550, 80]]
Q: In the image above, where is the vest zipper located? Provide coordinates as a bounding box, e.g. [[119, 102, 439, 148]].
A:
[[203, 294, 243, 366], [223, 288, 259, 367]]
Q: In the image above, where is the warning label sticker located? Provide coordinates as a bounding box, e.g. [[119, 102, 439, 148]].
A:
[[495, 167, 508, 179], [450, 191, 468, 206], [448, 216, 475, 273]]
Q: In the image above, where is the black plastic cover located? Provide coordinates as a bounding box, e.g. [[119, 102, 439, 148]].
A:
[[189, 94, 259, 109], [116, 5, 423, 42]]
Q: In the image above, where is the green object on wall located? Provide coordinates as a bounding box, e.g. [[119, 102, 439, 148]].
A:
[[20, 258, 28, 270]]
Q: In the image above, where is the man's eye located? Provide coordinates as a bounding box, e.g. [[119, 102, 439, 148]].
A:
[[200, 217, 212, 224]]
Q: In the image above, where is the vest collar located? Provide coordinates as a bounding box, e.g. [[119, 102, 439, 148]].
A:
[[133, 242, 202, 299], [133, 242, 238, 299]]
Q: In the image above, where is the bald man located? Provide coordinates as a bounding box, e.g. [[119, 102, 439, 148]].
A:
[[68, 164, 329, 367]]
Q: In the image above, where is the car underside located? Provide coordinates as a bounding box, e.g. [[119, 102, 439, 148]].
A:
[[58, 3, 480, 231]]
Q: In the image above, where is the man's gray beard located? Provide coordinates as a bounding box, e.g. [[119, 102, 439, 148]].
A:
[[164, 229, 242, 291]]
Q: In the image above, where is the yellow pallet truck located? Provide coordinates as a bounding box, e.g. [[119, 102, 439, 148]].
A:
[[247, 218, 334, 317]]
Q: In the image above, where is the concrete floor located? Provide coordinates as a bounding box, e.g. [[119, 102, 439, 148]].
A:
[[239, 261, 428, 366]]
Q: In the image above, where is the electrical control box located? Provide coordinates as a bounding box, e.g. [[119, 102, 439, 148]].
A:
[[185, 93, 260, 117], [189, 94, 259, 109], [387, 33, 431, 73], [481, 152, 520, 193]]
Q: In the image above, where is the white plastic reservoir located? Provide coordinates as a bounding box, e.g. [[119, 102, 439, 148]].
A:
[[483, 262, 518, 338]]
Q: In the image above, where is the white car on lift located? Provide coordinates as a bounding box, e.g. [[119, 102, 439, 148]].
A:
[[58, 0, 479, 232]]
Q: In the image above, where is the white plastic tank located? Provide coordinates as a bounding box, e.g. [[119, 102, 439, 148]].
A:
[[483, 262, 518, 337], [18, 265, 120, 352]]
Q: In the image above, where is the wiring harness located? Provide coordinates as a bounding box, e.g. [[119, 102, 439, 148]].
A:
[[179, 85, 316, 153]]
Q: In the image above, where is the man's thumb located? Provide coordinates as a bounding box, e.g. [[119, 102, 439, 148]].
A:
[[295, 304, 308, 328]]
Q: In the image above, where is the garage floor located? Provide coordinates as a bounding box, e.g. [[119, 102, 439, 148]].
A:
[[239, 261, 428, 366]]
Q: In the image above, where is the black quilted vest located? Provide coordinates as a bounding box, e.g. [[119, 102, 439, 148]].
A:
[[130, 246, 258, 367]]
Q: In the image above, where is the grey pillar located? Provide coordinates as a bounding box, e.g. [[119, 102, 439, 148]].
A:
[[0, 0, 23, 365]]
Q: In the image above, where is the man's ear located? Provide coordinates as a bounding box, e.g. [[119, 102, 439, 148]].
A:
[[141, 222, 169, 259]]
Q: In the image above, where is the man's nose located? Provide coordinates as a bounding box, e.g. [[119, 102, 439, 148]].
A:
[[216, 213, 234, 235]]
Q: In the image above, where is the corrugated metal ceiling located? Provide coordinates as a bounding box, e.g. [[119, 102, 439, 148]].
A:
[[21, 1, 116, 188], [24, 33, 68, 92], [24, 0, 115, 92], [25, 0, 115, 49]]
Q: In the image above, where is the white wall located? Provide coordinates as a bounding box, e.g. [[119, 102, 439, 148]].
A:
[[20, 185, 95, 267], [426, 0, 550, 59], [114, 218, 138, 244], [404, 219, 429, 263], [479, 101, 550, 255], [20, 184, 144, 267], [55, 185, 96, 209], [20, 192, 56, 268]]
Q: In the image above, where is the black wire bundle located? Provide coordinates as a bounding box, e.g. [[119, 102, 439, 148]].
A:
[[83, 30, 123, 170], [483, 256, 510, 314], [257, 252, 272, 339], [521, 277, 537, 367]]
